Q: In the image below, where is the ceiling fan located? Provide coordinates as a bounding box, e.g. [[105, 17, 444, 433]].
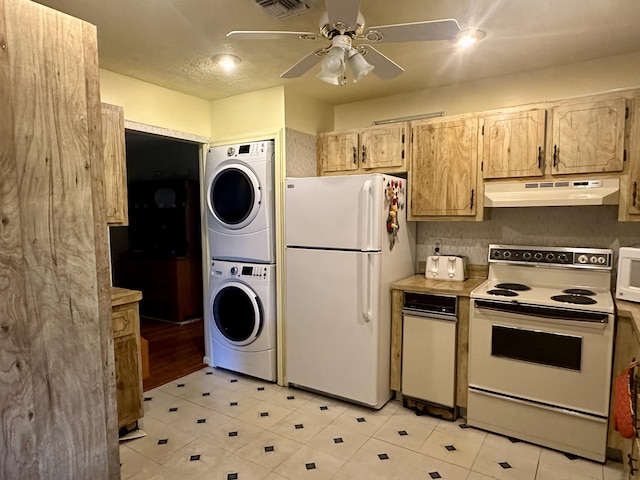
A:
[[227, 0, 461, 85]]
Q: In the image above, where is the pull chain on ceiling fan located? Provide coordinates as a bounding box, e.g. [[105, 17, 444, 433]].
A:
[[227, 0, 462, 85]]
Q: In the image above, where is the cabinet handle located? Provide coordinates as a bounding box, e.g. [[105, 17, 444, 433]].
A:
[[634, 182, 638, 207], [470, 189, 475, 210], [537, 146, 543, 169], [553, 145, 558, 168], [362, 145, 366, 163], [353, 146, 357, 164], [628, 453, 637, 476]]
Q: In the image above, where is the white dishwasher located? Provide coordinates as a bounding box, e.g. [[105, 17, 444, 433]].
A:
[[401, 292, 458, 411]]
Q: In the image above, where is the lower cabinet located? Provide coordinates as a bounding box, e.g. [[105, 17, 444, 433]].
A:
[[112, 288, 144, 430], [630, 437, 639, 479], [609, 309, 640, 476]]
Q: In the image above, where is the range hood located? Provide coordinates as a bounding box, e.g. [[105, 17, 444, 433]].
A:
[[484, 178, 620, 207]]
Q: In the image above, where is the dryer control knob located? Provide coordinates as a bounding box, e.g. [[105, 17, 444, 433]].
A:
[[230, 266, 239, 275]]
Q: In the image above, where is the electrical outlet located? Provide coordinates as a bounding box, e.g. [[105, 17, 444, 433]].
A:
[[434, 239, 442, 254]]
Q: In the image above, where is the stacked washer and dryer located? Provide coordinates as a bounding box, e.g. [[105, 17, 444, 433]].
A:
[[204, 140, 277, 382]]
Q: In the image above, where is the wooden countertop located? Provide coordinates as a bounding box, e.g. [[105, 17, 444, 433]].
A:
[[390, 274, 487, 296], [111, 287, 142, 307]]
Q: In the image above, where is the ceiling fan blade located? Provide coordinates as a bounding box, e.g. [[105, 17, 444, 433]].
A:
[[281, 48, 326, 78], [360, 45, 404, 80], [326, 0, 361, 31], [227, 30, 319, 40], [365, 18, 461, 43]]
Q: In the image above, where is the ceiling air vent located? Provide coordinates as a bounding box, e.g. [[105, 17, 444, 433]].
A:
[[255, 0, 310, 19]]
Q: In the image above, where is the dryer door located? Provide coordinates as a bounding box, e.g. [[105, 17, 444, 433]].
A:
[[211, 281, 263, 346], [207, 163, 262, 230]]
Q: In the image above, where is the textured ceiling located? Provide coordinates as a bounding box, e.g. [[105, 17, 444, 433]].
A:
[[33, 0, 640, 105]]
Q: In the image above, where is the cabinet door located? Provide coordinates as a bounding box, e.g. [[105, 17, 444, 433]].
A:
[[360, 123, 407, 171], [551, 98, 626, 175], [625, 96, 640, 218], [114, 334, 143, 428], [410, 118, 478, 216], [318, 131, 359, 173], [481, 109, 546, 179], [101, 103, 129, 225]]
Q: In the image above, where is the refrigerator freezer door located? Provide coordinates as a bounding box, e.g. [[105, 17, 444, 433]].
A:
[[285, 175, 384, 251], [285, 247, 391, 408]]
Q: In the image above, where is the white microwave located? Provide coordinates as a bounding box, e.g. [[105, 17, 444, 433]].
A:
[[616, 247, 640, 303]]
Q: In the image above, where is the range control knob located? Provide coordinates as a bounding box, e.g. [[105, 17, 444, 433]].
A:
[[597, 256, 607, 264], [590, 256, 599, 264], [230, 266, 239, 275], [493, 250, 501, 258], [503, 251, 512, 258], [523, 252, 532, 260], [534, 252, 543, 261], [578, 254, 589, 264], [558, 253, 568, 262], [546, 253, 555, 261]]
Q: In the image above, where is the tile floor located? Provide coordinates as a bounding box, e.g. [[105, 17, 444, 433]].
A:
[[120, 367, 627, 480]]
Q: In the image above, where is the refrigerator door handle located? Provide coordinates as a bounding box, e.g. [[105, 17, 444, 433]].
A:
[[361, 180, 373, 251], [362, 253, 373, 323]]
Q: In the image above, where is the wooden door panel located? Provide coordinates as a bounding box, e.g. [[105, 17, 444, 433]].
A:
[[361, 124, 406, 170], [1, 0, 118, 477], [482, 110, 546, 179], [411, 119, 478, 216], [552, 98, 625, 174], [320, 132, 359, 172]]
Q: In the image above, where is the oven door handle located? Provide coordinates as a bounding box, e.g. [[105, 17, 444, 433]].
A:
[[474, 299, 609, 324]]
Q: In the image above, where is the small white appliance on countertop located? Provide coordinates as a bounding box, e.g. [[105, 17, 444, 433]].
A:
[[425, 255, 468, 281]]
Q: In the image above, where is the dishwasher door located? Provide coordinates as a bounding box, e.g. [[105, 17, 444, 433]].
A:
[[401, 293, 457, 409]]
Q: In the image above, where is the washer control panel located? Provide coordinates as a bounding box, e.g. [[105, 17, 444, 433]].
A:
[[211, 259, 270, 280], [488, 244, 612, 269]]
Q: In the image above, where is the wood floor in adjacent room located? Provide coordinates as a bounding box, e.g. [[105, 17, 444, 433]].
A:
[[140, 317, 206, 391]]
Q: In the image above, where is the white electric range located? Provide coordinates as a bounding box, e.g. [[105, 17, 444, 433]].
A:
[[467, 244, 615, 463]]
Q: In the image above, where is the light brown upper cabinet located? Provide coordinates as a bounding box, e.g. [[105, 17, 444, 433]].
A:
[[101, 103, 129, 226], [409, 117, 479, 219], [550, 97, 626, 175], [318, 123, 408, 175], [480, 97, 626, 180], [480, 109, 546, 179]]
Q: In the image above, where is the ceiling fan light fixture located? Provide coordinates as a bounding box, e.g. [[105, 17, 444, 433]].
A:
[[319, 46, 346, 75], [317, 70, 346, 86], [347, 49, 374, 82], [455, 29, 485, 48], [211, 54, 242, 71]]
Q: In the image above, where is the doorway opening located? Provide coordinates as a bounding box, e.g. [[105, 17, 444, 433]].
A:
[[109, 130, 206, 390]]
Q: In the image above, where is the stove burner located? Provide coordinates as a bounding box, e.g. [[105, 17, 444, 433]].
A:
[[487, 289, 519, 297], [495, 283, 531, 291], [562, 288, 596, 296], [551, 294, 597, 305]]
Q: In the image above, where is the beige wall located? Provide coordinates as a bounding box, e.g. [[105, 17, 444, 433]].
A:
[[210, 86, 285, 142], [99, 69, 211, 137], [284, 88, 334, 135], [334, 50, 640, 130]]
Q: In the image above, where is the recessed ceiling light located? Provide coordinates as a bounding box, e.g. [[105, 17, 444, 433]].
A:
[[456, 29, 486, 48], [212, 54, 242, 71]]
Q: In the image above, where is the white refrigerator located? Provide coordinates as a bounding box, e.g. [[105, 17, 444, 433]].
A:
[[284, 174, 415, 408]]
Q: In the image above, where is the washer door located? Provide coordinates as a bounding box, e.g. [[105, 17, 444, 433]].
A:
[[207, 163, 261, 230], [212, 282, 263, 346]]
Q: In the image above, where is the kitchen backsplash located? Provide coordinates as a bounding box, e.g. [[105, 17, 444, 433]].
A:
[[285, 128, 316, 178], [417, 205, 640, 267]]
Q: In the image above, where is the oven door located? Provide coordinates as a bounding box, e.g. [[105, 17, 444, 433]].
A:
[[468, 299, 614, 416]]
